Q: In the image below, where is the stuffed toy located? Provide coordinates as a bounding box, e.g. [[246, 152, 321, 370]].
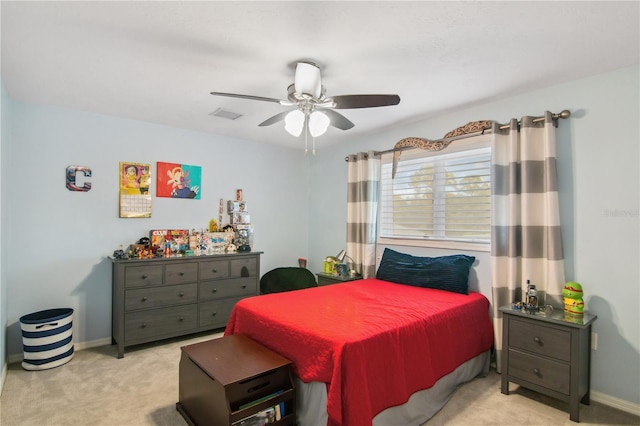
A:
[[563, 281, 584, 315]]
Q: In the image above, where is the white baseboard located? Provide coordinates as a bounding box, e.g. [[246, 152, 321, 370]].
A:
[[591, 390, 640, 417]]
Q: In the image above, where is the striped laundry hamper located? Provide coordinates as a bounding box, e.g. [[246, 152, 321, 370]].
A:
[[20, 308, 74, 370]]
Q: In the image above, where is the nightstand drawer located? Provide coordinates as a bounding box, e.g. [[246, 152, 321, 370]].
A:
[[165, 262, 198, 284], [125, 265, 163, 288], [509, 318, 571, 361], [125, 283, 197, 311], [508, 349, 570, 395], [226, 363, 292, 410]]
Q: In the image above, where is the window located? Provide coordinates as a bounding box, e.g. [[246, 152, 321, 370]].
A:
[[379, 136, 491, 250]]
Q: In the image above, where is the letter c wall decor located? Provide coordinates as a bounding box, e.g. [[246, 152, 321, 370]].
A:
[[66, 165, 92, 191]]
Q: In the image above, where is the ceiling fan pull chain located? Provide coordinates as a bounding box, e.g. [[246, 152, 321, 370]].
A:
[[304, 126, 309, 155], [312, 135, 316, 156]]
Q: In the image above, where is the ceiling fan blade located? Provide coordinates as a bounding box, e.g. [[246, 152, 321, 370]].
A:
[[210, 92, 291, 106], [323, 109, 355, 130], [331, 94, 401, 109], [258, 110, 295, 127]]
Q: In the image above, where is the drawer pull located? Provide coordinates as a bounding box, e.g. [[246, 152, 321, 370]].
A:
[[179, 316, 185, 322], [141, 296, 148, 302], [212, 288, 218, 293], [533, 367, 541, 375], [141, 322, 147, 328], [141, 274, 147, 279], [212, 269, 218, 273], [533, 336, 541, 343], [179, 272, 185, 276], [242, 285, 247, 289], [211, 312, 217, 316], [179, 292, 185, 297]]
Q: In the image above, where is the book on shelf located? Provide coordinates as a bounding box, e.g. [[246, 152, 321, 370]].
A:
[[233, 390, 286, 425], [237, 390, 283, 411], [233, 406, 279, 426]]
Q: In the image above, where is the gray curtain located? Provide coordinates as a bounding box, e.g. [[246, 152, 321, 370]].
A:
[[346, 151, 380, 278], [491, 112, 566, 372]]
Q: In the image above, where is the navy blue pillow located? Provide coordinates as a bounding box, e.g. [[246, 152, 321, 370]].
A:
[[376, 248, 475, 294]]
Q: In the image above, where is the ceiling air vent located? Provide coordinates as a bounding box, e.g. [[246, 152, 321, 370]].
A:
[[210, 108, 242, 120]]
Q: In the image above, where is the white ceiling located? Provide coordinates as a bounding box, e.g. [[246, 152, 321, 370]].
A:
[[2, 1, 638, 149]]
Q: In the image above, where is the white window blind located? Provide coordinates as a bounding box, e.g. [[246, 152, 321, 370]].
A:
[[379, 137, 491, 246]]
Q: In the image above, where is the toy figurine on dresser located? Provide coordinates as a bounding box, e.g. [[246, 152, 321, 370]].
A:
[[563, 281, 585, 316]]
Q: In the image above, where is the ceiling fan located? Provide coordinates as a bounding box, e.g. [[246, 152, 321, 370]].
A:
[[210, 61, 401, 139]]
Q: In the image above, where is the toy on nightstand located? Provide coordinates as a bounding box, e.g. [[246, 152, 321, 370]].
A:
[[563, 281, 585, 316], [524, 280, 538, 313]]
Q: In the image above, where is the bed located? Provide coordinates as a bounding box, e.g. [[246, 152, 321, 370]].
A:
[[224, 251, 494, 426]]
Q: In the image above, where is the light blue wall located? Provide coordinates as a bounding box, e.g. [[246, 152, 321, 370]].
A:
[[308, 65, 640, 407], [4, 101, 310, 357], [1, 80, 9, 391]]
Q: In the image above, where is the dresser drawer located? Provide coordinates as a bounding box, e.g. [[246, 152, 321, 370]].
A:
[[199, 278, 256, 301], [508, 349, 570, 394], [166, 262, 198, 284], [509, 318, 571, 361], [199, 260, 230, 280], [125, 265, 163, 288], [125, 304, 197, 342], [198, 297, 244, 328], [230, 258, 257, 278], [125, 283, 197, 311]]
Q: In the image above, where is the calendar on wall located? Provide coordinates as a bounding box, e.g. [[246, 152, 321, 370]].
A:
[[119, 161, 152, 218]]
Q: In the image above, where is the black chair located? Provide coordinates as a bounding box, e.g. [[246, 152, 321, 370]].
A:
[[260, 267, 318, 294]]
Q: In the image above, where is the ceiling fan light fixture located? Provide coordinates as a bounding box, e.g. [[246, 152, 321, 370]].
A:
[[294, 62, 322, 98], [284, 109, 305, 136], [210, 60, 401, 142], [309, 111, 330, 137]]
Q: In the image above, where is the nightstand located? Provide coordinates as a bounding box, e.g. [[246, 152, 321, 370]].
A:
[[177, 334, 296, 425], [315, 272, 362, 286], [499, 305, 597, 422]]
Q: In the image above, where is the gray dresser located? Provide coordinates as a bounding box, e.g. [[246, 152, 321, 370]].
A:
[[499, 305, 597, 422], [111, 252, 262, 358]]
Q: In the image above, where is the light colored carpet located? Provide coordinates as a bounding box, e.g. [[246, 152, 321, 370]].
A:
[[1, 332, 638, 426]]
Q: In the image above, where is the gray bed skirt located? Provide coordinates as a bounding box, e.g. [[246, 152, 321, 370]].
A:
[[295, 349, 491, 426]]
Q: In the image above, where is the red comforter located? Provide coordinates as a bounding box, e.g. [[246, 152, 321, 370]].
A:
[[225, 278, 494, 426]]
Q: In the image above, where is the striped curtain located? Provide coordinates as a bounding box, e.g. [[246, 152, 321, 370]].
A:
[[346, 151, 380, 278], [491, 112, 566, 372]]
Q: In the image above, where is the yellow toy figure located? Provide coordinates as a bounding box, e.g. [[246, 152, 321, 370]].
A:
[[563, 282, 584, 315]]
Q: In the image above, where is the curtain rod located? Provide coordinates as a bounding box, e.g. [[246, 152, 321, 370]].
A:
[[345, 109, 571, 161]]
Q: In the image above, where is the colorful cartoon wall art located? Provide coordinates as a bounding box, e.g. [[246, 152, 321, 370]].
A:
[[119, 162, 152, 218], [156, 162, 202, 199]]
